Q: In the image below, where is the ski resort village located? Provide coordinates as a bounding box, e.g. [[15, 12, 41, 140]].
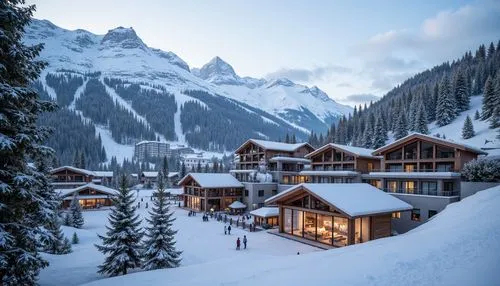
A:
[[2, 1, 500, 286]]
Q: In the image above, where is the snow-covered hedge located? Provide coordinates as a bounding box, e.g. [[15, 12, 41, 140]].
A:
[[462, 158, 500, 182]]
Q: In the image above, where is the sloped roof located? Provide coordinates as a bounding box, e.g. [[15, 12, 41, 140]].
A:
[[228, 201, 246, 209], [50, 166, 96, 176], [178, 173, 244, 188], [305, 143, 380, 159], [57, 183, 119, 197], [93, 171, 113, 177], [250, 207, 279, 217], [142, 171, 158, 178], [266, 183, 412, 217], [235, 139, 313, 153], [373, 132, 487, 155]]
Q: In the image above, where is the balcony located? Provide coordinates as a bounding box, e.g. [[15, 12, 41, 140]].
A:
[[372, 169, 459, 173], [382, 188, 459, 197]]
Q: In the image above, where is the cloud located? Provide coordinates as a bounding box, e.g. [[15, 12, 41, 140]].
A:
[[342, 94, 380, 104], [266, 64, 352, 82], [336, 82, 352, 88]]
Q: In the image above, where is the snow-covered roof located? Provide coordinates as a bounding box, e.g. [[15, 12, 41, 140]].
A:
[[299, 170, 359, 177], [178, 173, 244, 188], [93, 171, 113, 177], [305, 143, 380, 159], [228, 201, 246, 209], [166, 188, 183, 195], [142, 171, 158, 178], [250, 207, 279, 217], [269, 156, 311, 163], [50, 166, 96, 176], [266, 183, 412, 217], [229, 169, 255, 173], [168, 172, 180, 178], [57, 183, 119, 197], [136, 140, 167, 145], [366, 172, 461, 179], [235, 139, 313, 153], [373, 132, 488, 155], [62, 195, 113, 201]]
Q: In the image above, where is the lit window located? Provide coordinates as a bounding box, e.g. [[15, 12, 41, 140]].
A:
[[411, 209, 421, 221], [392, 212, 401, 219]]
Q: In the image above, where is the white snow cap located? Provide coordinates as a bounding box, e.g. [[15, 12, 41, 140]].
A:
[[250, 207, 279, 218], [179, 173, 244, 188], [236, 138, 312, 153], [228, 201, 246, 209], [305, 143, 379, 159], [50, 166, 96, 176], [266, 183, 412, 217]]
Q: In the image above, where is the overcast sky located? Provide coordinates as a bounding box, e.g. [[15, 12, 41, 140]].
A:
[[27, 0, 500, 106]]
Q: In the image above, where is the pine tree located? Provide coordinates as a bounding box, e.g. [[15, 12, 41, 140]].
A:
[[95, 175, 143, 276], [180, 162, 186, 178], [196, 161, 202, 173], [394, 111, 408, 140], [371, 118, 386, 149], [436, 75, 456, 126], [462, 115, 475, 139], [454, 69, 469, 112], [42, 213, 72, 255], [407, 95, 418, 131], [64, 212, 73, 226], [79, 151, 86, 169], [142, 173, 182, 270], [204, 163, 209, 173], [0, 1, 60, 283], [482, 76, 495, 120], [414, 103, 429, 134], [69, 195, 84, 228], [474, 110, 480, 120], [72, 232, 79, 244], [361, 121, 373, 148], [489, 75, 500, 128], [291, 134, 297, 144], [161, 156, 169, 178], [73, 150, 80, 168]]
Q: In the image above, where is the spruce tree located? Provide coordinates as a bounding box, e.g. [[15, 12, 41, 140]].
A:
[[0, 1, 60, 283], [204, 163, 209, 173], [371, 118, 386, 149], [180, 162, 186, 177], [482, 76, 495, 120], [462, 115, 475, 139], [42, 213, 72, 255], [436, 75, 456, 126], [64, 212, 73, 226], [95, 175, 143, 276], [196, 161, 202, 173], [361, 122, 373, 148], [414, 103, 429, 134], [489, 75, 500, 128], [454, 69, 469, 112], [142, 173, 182, 270], [474, 110, 480, 120], [72, 232, 79, 244], [394, 111, 408, 140], [69, 195, 84, 228]]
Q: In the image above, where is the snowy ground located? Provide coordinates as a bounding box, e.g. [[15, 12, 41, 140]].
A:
[[39, 192, 318, 286], [71, 185, 500, 286]]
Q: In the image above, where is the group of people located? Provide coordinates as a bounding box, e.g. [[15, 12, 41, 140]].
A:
[[236, 235, 248, 250], [202, 214, 210, 222], [188, 210, 197, 217]]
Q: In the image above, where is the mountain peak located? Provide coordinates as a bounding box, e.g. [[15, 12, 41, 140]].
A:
[[196, 56, 240, 85], [101, 26, 146, 49], [266, 78, 295, 88], [303, 85, 331, 102]]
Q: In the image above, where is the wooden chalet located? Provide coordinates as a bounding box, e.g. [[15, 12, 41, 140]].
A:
[[58, 183, 119, 209], [179, 173, 244, 212], [250, 207, 279, 227], [266, 183, 412, 247], [50, 166, 96, 189]]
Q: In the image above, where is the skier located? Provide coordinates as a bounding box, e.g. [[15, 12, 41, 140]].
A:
[[236, 237, 241, 250], [243, 235, 247, 249], [224, 225, 227, 235], [227, 225, 232, 235]]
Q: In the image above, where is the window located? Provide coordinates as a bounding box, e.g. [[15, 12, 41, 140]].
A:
[[367, 162, 374, 172], [386, 148, 402, 160], [392, 212, 401, 219], [244, 189, 249, 197], [411, 209, 421, 221], [284, 208, 292, 234], [272, 189, 277, 195], [422, 181, 437, 196], [436, 145, 455, 158], [258, 190, 264, 197], [420, 141, 434, 159], [387, 181, 398, 192], [404, 142, 418, 159], [428, 210, 438, 219], [436, 163, 454, 172]]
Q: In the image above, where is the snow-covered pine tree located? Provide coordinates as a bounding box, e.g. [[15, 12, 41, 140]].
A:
[[454, 69, 469, 112], [474, 110, 480, 120], [394, 111, 408, 140], [414, 103, 429, 134], [72, 232, 79, 244], [196, 161, 202, 172], [180, 162, 186, 178], [462, 115, 475, 139], [482, 76, 495, 120], [436, 75, 456, 126], [371, 117, 386, 149], [95, 174, 143, 276], [0, 1, 60, 283], [407, 95, 418, 131], [64, 212, 73, 226], [488, 75, 500, 129], [69, 195, 84, 228], [42, 213, 72, 255], [142, 172, 182, 270]]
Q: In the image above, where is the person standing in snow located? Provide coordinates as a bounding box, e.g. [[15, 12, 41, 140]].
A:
[[224, 225, 227, 235], [227, 225, 232, 235], [243, 235, 247, 249], [236, 237, 241, 250]]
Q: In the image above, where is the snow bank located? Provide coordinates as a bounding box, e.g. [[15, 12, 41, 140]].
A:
[[83, 185, 500, 286]]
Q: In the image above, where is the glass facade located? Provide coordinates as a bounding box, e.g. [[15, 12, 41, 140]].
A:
[[283, 207, 349, 247]]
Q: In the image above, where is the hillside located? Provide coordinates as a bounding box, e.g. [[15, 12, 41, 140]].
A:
[[25, 19, 351, 165], [81, 185, 500, 286]]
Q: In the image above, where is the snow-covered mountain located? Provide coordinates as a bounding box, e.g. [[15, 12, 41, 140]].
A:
[[25, 19, 350, 139]]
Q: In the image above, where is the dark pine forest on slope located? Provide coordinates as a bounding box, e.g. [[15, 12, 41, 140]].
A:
[[309, 40, 500, 149]]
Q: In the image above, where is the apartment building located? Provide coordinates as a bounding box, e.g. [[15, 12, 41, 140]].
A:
[[134, 141, 169, 161]]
